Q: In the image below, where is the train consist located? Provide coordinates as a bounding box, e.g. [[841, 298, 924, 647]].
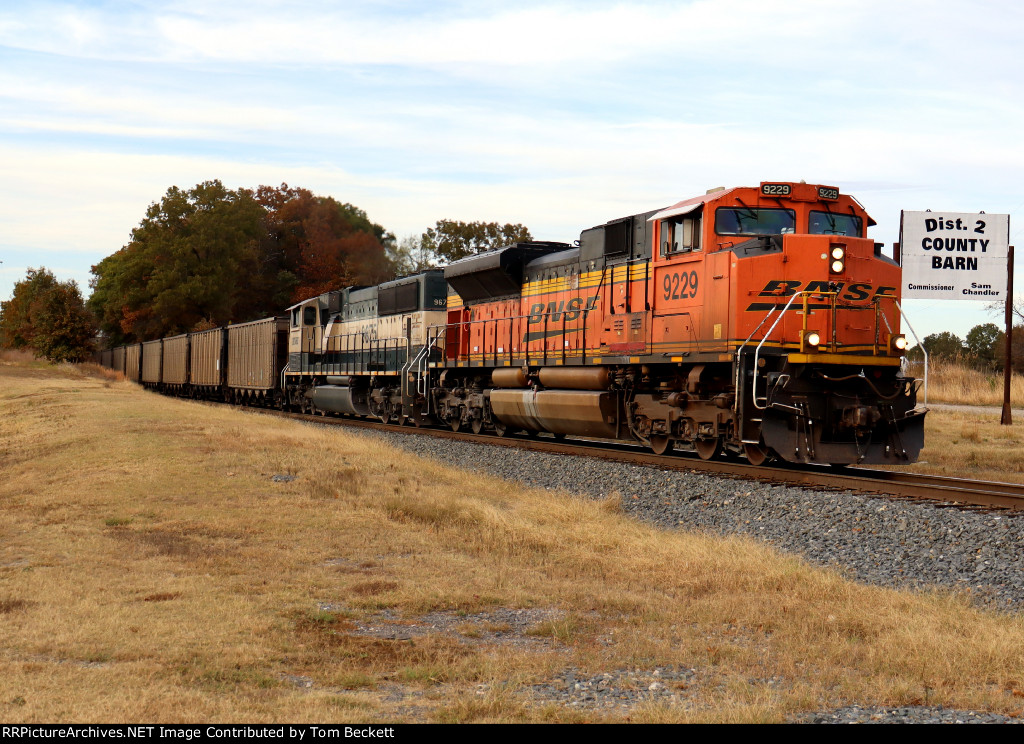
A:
[[99, 181, 926, 466]]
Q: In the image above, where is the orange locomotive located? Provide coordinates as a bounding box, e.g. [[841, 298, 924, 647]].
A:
[[433, 181, 925, 465]]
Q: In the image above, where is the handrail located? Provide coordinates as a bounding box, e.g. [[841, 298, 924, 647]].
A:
[[733, 301, 785, 423], [894, 299, 928, 407], [751, 291, 807, 410]]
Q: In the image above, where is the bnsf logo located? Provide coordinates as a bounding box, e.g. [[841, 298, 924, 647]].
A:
[[523, 295, 599, 343], [527, 296, 599, 324], [756, 280, 896, 301]]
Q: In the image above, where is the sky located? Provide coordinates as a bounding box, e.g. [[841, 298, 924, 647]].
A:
[[2, 0, 1024, 341]]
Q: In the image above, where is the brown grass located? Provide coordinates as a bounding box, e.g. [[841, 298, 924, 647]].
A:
[[2, 359, 1024, 722], [874, 406, 1024, 483], [909, 357, 1024, 407]]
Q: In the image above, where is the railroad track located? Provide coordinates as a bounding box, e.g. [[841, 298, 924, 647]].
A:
[[252, 407, 1024, 513]]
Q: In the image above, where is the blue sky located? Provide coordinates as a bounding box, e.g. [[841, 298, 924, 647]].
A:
[[2, 0, 1024, 341]]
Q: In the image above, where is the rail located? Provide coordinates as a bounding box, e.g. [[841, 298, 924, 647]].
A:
[[273, 409, 1024, 512]]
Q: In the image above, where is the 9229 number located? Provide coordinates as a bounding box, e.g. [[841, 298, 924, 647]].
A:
[[663, 270, 698, 300]]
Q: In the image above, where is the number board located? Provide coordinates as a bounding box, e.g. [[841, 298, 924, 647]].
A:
[[817, 186, 839, 200], [900, 211, 1010, 301], [661, 270, 699, 301], [761, 183, 791, 196]]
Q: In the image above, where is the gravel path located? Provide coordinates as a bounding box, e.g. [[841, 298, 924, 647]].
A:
[[333, 425, 1024, 722]]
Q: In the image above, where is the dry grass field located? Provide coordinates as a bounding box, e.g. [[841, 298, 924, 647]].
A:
[[910, 357, 1024, 408], [882, 358, 1024, 483], [3, 354, 1024, 723]]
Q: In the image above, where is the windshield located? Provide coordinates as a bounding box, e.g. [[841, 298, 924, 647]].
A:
[[809, 211, 862, 237], [715, 207, 796, 236]]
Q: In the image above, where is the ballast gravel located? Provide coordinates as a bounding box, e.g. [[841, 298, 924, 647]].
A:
[[345, 427, 1024, 722]]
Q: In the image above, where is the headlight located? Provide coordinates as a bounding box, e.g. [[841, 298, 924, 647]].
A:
[[801, 330, 822, 352], [890, 334, 908, 352], [831, 247, 845, 260], [830, 260, 845, 273]]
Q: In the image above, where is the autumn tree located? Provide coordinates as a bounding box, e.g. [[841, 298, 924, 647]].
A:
[[255, 185, 394, 300], [0, 267, 97, 363], [420, 220, 532, 265], [89, 181, 394, 343]]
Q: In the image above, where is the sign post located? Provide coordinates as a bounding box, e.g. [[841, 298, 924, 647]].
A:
[[1003, 246, 1014, 425], [900, 211, 1012, 423]]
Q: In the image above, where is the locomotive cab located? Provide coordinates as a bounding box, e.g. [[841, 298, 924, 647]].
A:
[[698, 182, 924, 465]]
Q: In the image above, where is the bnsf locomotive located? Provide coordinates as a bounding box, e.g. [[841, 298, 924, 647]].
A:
[[102, 182, 925, 467]]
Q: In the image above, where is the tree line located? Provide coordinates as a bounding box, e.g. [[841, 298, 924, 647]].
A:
[[0, 180, 531, 362], [909, 322, 1024, 370]]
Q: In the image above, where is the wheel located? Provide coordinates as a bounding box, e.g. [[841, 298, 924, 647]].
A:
[[650, 434, 673, 455], [695, 437, 723, 461], [743, 442, 772, 466], [449, 416, 461, 432], [470, 418, 484, 435], [493, 420, 508, 437]]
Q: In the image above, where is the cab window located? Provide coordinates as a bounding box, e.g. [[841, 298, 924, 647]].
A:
[[809, 211, 862, 237], [715, 207, 796, 236], [303, 307, 316, 325], [661, 214, 702, 255]]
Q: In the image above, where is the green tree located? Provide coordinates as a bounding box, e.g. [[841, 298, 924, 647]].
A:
[[921, 331, 965, 360], [90, 180, 268, 342], [0, 267, 57, 349], [965, 322, 1003, 368], [387, 235, 435, 276], [0, 268, 97, 363], [421, 220, 532, 265]]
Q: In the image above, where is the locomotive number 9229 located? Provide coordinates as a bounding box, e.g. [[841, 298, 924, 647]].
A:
[[663, 270, 699, 300]]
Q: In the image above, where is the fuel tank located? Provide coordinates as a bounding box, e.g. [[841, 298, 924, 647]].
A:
[[310, 385, 370, 416], [489, 389, 620, 438]]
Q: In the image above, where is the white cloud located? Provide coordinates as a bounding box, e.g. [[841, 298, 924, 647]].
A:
[[2, 0, 1023, 342]]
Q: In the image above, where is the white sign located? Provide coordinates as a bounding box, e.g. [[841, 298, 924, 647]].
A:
[[900, 211, 1009, 300]]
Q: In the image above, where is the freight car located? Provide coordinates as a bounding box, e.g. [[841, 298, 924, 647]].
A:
[[101, 181, 926, 467]]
